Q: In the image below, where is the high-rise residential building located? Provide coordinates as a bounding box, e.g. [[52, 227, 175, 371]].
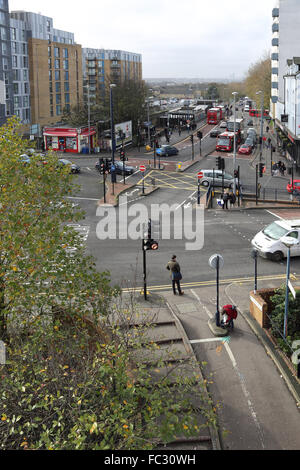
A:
[[0, 0, 12, 124], [10, 11, 83, 127], [271, 0, 300, 165], [82, 48, 142, 104]]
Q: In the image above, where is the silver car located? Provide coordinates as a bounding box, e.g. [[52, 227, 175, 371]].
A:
[[199, 169, 238, 188]]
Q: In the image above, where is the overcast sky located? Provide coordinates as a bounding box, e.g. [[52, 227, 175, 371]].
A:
[[9, 0, 275, 80]]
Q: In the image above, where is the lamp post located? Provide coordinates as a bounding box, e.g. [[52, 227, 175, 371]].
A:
[[251, 248, 258, 294], [232, 92, 238, 195], [281, 236, 299, 338], [256, 90, 264, 162], [87, 84, 91, 154], [110, 84, 117, 193]]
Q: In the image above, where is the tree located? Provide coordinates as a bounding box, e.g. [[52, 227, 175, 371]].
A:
[[243, 53, 271, 109], [0, 117, 114, 339]]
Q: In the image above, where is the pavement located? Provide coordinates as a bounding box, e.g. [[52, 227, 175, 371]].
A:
[[150, 278, 300, 450]]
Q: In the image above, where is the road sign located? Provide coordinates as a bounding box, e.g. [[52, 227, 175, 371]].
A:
[[140, 165, 146, 172], [209, 254, 224, 269], [197, 171, 203, 179]]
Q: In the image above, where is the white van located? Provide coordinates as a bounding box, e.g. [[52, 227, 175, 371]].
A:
[[251, 219, 300, 261]]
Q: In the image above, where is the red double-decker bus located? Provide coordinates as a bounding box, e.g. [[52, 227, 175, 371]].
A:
[[207, 108, 222, 125], [216, 131, 241, 152], [249, 109, 270, 118]]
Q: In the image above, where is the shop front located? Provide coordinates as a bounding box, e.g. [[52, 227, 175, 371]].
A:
[[43, 126, 97, 153]]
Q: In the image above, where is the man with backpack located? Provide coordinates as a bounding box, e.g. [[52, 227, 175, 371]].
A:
[[166, 255, 184, 296]]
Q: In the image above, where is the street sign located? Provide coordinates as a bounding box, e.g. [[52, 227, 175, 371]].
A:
[[140, 165, 146, 172], [209, 254, 224, 269], [197, 171, 203, 179]]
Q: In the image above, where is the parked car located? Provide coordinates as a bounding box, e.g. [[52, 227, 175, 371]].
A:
[[198, 169, 238, 189], [287, 179, 300, 193], [20, 154, 31, 165], [238, 144, 252, 155], [247, 120, 254, 126], [210, 128, 221, 138], [156, 145, 178, 157], [58, 159, 81, 174]]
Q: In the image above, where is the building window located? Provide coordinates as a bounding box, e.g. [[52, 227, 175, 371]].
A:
[[11, 42, 17, 54], [48, 46, 51, 57], [47, 20, 51, 32], [55, 82, 61, 92], [50, 105, 54, 117], [13, 83, 18, 94], [23, 70, 28, 81], [54, 47, 60, 57], [23, 57, 28, 68], [65, 93, 70, 103], [50, 94, 53, 105], [63, 59, 69, 70], [55, 59, 60, 69], [64, 82, 69, 92], [10, 27, 16, 40], [12, 56, 17, 68], [49, 70, 52, 81], [49, 82, 53, 93], [64, 71, 69, 81], [55, 70, 60, 81], [24, 83, 29, 94], [56, 105, 61, 115], [23, 96, 29, 107], [56, 94, 61, 104], [63, 48, 68, 58], [48, 58, 52, 69]]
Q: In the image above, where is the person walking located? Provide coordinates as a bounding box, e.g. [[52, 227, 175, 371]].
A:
[[229, 190, 236, 208], [166, 255, 184, 296], [222, 189, 230, 210]]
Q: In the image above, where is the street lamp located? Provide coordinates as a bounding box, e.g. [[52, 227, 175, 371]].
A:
[[110, 84, 117, 193], [232, 92, 238, 195], [251, 248, 259, 294], [86, 84, 91, 154], [256, 90, 264, 162], [281, 236, 299, 338]]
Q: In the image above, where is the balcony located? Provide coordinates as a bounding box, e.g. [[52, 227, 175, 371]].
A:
[[272, 23, 279, 33], [272, 8, 279, 18]]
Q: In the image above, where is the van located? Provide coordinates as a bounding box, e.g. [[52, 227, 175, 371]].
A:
[[199, 169, 238, 189], [251, 219, 300, 261], [244, 105, 250, 112]]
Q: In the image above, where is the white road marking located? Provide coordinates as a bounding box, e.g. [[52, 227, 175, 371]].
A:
[[266, 210, 283, 219]]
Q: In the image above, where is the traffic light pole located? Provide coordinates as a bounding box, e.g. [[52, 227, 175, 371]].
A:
[[255, 164, 258, 206], [103, 173, 107, 204], [142, 239, 147, 301]]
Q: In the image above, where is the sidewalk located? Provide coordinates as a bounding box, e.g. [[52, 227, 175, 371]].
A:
[[159, 280, 300, 450]]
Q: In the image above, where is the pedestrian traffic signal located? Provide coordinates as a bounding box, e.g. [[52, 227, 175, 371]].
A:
[[234, 169, 239, 178], [143, 239, 159, 251], [197, 131, 203, 139], [259, 163, 264, 177]]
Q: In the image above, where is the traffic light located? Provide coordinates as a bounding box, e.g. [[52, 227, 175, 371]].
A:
[[98, 158, 105, 174], [105, 159, 111, 172], [234, 169, 239, 179], [120, 149, 126, 162], [216, 156, 223, 170], [197, 130, 203, 140], [259, 163, 264, 177], [143, 239, 159, 251]]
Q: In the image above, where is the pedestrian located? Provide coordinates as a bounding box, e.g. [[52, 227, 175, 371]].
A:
[[267, 137, 271, 149], [266, 126, 269, 133], [222, 189, 230, 210], [229, 190, 236, 207], [166, 255, 184, 296]]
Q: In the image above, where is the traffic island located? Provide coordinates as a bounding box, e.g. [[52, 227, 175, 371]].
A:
[[208, 318, 228, 337], [98, 181, 160, 207]]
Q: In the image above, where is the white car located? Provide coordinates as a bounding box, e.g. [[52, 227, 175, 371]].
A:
[[219, 121, 227, 128]]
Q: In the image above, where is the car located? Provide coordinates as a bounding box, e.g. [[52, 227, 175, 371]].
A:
[[238, 144, 252, 155], [156, 145, 178, 157], [20, 154, 31, 165], [246, 131, 257, 144], [219, 121, 227, 128], [247, 120, 254, 126], [244, 138, 255, 149], [287, 179, 300, 193], [210, 129, 221, 138], [113, 161, 135, 175], [198, 169, 238, 189], [95, 160, 135, 175], [58, 159, 81, 174]]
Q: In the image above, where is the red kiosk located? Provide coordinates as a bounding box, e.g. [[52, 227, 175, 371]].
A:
[[43, 125, 97, 154]]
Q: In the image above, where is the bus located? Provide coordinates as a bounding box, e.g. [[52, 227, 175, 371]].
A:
[[226, 118, 244, 140], [216, 132, 236, 152], [249, 109, 270, 118], [207, 108, 222, 125]]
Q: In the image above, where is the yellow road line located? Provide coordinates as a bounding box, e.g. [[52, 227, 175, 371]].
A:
[[122, 273, 295, 293]]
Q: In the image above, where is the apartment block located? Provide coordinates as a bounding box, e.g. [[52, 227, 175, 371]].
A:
[[10, 11, 82, 127], [0, 0, 12, 124], [271, 0, 300, 166], [82, 48, 142, 104]]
